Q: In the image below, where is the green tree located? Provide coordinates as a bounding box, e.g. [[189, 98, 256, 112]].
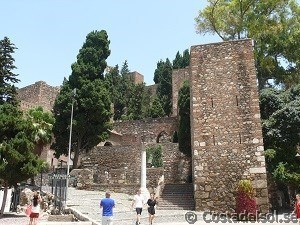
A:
[[0, 39, 44, 216], [153, 60, 164, 84], [259, 88, 284, 120], [125, 83, 151, 120], [155, 58, 173, 116], [173, 49, 190, 69], [178, 81, 191, 157], [146, 145, 163, 168], [260, 85, 300, 186], [105, 65, 124, 120], [52, 30, 112, 168], [0, 37, 19, 105], [173, 51, 182, 70], [195, 0, 300, 89], [147, 95, 166, 118], [182, 49, 190, 68], [26, 106, 55, 156], [120, 60, 130, 77], [0, 103, 44, 217]]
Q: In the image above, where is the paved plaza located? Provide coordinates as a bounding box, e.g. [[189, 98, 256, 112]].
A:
[[1, 187, 298, 225]]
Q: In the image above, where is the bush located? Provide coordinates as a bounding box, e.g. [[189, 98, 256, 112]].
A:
[[235, 180, 257, 220], [146, 145, 163, 168]]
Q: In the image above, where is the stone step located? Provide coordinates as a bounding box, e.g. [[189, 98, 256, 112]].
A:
[[157, 202, 195, 207], [159, 183, 195, 210], [160, 199, 194, 202], [157, 205, 194, 210], [160, 193, 194, 197]]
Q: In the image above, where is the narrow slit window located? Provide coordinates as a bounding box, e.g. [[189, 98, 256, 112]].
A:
[[239, 133, 242, 144], [236, 95, 239, 106], [213, 135, 216, 145], [211, 98, 214, 108]]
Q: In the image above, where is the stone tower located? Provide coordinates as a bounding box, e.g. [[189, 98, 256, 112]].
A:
[[190, 39, 269, 212]]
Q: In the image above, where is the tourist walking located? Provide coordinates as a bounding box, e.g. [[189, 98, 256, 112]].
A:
[[100, 191, 115, 225], [132, 189, 145, 225], [28, 192, 42, 225], [294, 194, 300, 225], [147, 193, 157, 225]]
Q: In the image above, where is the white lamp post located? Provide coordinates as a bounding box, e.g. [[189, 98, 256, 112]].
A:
[[66, 88, 76, 205]]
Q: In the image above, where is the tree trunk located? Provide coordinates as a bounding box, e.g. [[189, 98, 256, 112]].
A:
[[0, 183, 8, 218], [72, 146, 80, 169]]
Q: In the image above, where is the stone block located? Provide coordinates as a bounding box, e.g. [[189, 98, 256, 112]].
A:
[[249, 167, 266, 174], [252, 180, 267, 189]]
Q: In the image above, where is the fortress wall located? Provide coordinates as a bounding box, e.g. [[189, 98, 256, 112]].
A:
[[18, 81, 60, 112], [190, 39, 269, 212], [113, 117, 178, 143]]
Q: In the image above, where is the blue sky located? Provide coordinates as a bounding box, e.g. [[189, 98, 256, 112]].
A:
[[1, 0, 220, 88]]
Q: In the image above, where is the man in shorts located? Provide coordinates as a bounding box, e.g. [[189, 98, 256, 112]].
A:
[[100, 191, 115, 225], [132, 189, 145, 225]]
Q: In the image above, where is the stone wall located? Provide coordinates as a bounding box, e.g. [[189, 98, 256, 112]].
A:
[[147, 167, 164, 193], [190, 39, 269, 213], [172, 67, 190, 116], [125, 71, 144, 84], [146, 143, 191, 184], [78, 142, 191, 194], [18, 81, 60, 112], [81, 145, 141, 185], [145, 84, 158, 96], [113, 117, 178, 143], [99, 131, 138, 146]]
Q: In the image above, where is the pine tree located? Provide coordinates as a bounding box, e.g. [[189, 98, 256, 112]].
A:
[[156, 58, 173, 116], [120, 60, 130, 77], [172, 51, 182, 69], [52, 30, 112, 168], [147, 96, 165, 118], [0, 37, 19, 105], [0, 103, 44, 216], [178, 81, 191, 156]]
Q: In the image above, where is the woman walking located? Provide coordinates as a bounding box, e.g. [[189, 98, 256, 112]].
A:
[[147, 193, 157, 225], [29, 192, 42, 225]]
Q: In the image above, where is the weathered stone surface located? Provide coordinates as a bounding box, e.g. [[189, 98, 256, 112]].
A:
[[250, 167, 266, 174], [18, 81, 60, 112], [190, 40, 269, 213], [78, 142, 191, 194], [113, 117, 178, 144], [252, 180, 268, 189]]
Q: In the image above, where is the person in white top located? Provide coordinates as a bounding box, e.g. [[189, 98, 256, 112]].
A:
[[29, 191, 42, 225], [131, 189, 145, 225]]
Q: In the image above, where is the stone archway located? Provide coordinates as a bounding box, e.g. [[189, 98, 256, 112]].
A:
[[156, 131, 169, 143], [104, 141, 113, 146]]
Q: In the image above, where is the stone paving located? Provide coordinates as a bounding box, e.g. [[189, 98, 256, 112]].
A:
[[1, 187, 298, 225], [65, 187, 190, 225]]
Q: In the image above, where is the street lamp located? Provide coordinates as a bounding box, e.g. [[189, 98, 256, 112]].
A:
[[66, 88, 76, 204]]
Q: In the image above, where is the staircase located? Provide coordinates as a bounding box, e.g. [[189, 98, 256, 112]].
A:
[[157, 183, 195, 210]]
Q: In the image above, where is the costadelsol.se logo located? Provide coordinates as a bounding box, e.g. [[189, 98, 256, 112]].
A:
[[185, 211, 299, 223]]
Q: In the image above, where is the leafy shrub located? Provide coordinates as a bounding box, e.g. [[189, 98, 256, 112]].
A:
[[146, 145, 163, 168], [235, 180, 257, 220]]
